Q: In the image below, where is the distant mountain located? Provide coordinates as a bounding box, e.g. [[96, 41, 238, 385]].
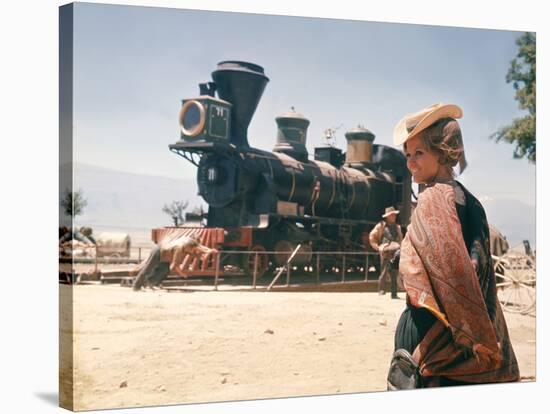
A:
[[59, 163, 204, 230], [482, 198, 536, 249]]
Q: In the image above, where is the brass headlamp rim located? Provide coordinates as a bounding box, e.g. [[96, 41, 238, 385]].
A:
[[179, 99, 206, 137]]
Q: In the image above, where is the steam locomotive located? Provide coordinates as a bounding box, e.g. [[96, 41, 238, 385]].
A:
[[156, 61, 412, 279]]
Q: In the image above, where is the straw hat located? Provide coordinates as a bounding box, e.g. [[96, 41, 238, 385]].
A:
[[393, 103, 463, 146], [382, 206, 399, 218]]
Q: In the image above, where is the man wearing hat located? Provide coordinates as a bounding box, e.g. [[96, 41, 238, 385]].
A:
[[369, 206, 403, 298]]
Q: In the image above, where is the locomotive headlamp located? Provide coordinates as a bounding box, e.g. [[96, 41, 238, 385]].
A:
[[179, 100, 206, 137], [178, 96, 232, 141]]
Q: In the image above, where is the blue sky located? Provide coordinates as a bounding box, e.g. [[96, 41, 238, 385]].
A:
[[72, 2, 536, 207]]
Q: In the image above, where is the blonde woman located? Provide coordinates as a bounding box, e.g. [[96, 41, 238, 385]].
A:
[[388, 104, 520, 389]]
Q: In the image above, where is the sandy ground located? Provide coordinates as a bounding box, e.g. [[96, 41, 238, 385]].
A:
[[60, 285, 536, 411]]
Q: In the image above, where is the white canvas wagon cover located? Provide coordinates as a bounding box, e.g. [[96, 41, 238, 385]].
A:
[[96, 232, 131, 254]]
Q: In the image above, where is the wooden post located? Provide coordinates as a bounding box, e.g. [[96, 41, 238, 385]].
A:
[[364, 254, 369, 281], [94, 245, 98, 276], [342, 253, 346, 283], [214, 253, 220, 291], [286, 263, 291, 286], [316, 253, 320, 285], [138, 247, 142, 262], [252, 252, 258, 290]]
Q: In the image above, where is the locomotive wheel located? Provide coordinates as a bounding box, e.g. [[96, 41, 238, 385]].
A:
[[242, 245, 270, 278], [274, 240, 293, 266], [273, 240, 313, 266]]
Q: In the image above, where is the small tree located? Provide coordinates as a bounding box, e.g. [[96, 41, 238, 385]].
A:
[[491, 32, 536, 163], [162, 200, 189, 226], [60, 188, 88, 218]]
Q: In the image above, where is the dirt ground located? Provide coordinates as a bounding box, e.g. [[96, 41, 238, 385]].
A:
[[59, 284, 536, 411]]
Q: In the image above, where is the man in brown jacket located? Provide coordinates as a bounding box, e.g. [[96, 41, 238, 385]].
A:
[[369, 206, 403, 298]]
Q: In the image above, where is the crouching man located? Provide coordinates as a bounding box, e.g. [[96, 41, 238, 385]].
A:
[[132, 234, 217, 291]]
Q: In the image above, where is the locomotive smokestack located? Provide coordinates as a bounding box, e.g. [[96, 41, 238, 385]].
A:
[[211, 61, 269, 147], [344, 126, 375, 165]]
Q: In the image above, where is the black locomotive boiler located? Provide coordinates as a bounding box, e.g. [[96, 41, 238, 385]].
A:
[[157, 61, 412, 279]]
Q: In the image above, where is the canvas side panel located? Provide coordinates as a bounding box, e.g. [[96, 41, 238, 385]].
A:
[[59, 3, 75, 411]]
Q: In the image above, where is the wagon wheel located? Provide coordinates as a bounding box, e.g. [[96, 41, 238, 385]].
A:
[[242, 245, 270, 278], [493, 255, 536, 315], [110, 252, 123, 264]]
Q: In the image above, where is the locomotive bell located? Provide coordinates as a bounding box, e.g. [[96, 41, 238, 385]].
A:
[[344, 126, 375, 165], [273, 108, 310, 162]]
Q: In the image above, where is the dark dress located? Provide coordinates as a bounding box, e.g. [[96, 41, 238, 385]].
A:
[[394, 181, 496, 386]]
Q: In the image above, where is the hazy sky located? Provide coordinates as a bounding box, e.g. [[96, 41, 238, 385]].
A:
[[72, 2, 536, 207]]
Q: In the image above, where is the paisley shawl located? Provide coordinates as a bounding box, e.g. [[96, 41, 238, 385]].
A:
[[400, 183, 519, 383]]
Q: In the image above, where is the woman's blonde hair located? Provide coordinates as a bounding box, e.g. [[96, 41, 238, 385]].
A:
[[406, 117, 467, 173]]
